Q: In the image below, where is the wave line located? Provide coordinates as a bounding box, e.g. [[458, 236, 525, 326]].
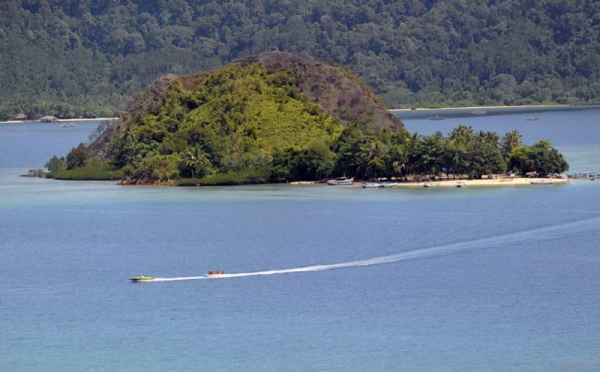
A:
[[150, 216, 599, 282]]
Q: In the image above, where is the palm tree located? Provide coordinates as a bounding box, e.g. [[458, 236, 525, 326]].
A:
[[405, 132, 421, 180], [479, 131, 500, 146], [183, 147, 210, 179], [501, 130, 523, 159], [354, 143, 371, 180], [446, 139, 467, 179], [389, 145, 409, 181], [122, 124, 138, 149], [367, 141, 388, 179], [449, 125, 474, 146]]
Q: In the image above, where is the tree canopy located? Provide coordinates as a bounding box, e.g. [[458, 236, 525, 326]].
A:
[[2, 0, 600, 118]]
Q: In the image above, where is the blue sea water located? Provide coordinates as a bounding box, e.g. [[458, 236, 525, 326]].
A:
[[1, 110, 600, 372]]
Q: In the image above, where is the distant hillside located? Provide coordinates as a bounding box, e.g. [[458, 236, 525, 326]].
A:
[[1, 0, 599, 118], [52, 52, 404, 184]]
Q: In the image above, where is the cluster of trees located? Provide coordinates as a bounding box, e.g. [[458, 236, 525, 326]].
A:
[[2, 0, 600, 118], [292, 124, 568, 182], [53, 121, 568, 184]]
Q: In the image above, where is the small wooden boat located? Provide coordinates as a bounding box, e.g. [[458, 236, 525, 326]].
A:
[[363, 182, 383, 188], [327, 178, 354, 185], [529, 180, 553, 185]]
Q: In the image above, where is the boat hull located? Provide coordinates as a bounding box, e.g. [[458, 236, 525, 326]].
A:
[[129, 276, 154, 282], [328, 179, 354, 185]]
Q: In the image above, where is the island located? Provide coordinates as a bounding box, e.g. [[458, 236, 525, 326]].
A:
[[45, 52, 569, 186]]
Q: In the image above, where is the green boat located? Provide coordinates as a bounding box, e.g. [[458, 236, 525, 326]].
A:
[[129, 275, 154, 282]]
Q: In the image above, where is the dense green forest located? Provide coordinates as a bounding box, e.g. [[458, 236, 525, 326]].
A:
[[1, 0, 599, 118]]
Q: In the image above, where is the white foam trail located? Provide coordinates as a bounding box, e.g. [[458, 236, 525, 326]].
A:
[[150, 216, 599, 282]]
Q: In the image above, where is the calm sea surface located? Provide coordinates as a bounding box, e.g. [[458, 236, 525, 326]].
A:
[[1, 110, 599, 371]]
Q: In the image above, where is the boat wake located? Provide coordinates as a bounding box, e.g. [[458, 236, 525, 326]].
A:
[[151, 216, 599, 282]]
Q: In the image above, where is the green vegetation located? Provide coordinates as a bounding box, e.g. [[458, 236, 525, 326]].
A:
[[2, 0, 600, 118], [48, 162, 124, 181], [509, 141, 570, 176], [0, 109, 10, 121], [47, 56, 567, 185], [327, 124, 567, 181], [176, 169, 271, 186], [45, 152, 123, 180], [85, 60, 347, 184]]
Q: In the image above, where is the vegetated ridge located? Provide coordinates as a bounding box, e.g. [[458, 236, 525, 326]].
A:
[[1, 0, 599, 120], [48, 52, 405, 185]]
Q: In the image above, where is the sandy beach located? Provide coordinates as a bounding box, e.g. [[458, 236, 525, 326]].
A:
[[0, 117, 118, 125], [383, 177, 570, 188], [291, 177, 572, 188]]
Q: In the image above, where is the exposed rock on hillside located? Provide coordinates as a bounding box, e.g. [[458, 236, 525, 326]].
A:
[[244, 53, 404, 132]]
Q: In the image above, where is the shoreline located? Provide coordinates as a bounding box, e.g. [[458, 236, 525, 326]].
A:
[[296, 177, 572, 188], [2, 103, 594, 123], [389, 104, 568, 112], [0, 117, 119, 125], [378, 177, 569, 187]]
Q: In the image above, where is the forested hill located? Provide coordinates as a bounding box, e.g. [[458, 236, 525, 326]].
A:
[[1, 0, 599, 119]]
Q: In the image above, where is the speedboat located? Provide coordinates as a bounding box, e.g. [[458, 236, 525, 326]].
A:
[[129, 275, 154, 282], [206, 270, 225, 277]]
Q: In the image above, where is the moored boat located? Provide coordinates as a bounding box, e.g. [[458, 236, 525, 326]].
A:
[[363, 182, 383, 188], [456, 182, 467, 188], [327, 178, 354, 185], [423, 182, 440, 188], [529, 179, 553, 185], [430, 115, 445, 120], [129, 275, 154, 282]]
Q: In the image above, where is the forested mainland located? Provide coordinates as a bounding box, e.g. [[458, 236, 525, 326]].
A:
[[1, 0, 600, 119], [45, 52, 569, 185]]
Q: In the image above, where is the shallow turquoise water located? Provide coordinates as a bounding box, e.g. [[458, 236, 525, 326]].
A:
[[1, 111, 600, 371]]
